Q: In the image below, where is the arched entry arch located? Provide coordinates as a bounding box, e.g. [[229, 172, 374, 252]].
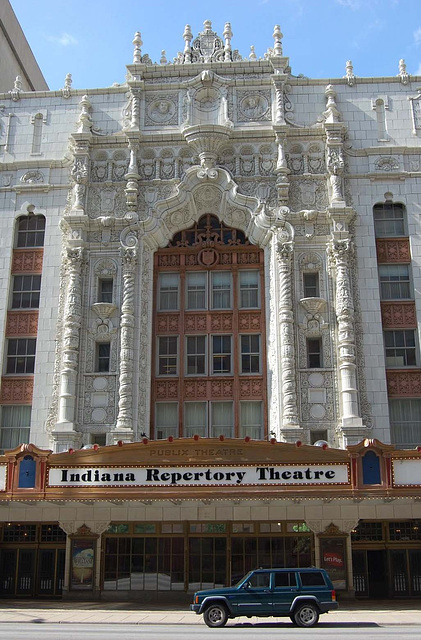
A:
[[150, 213, 268, 440]]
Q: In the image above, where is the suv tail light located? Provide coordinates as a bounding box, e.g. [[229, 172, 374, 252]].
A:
[[331, 590, 336, 601]]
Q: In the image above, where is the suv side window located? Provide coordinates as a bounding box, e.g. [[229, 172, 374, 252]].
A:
[[274, 572, 297, 588], [248, 572, 270, 588], [299, 571, 326, 586]]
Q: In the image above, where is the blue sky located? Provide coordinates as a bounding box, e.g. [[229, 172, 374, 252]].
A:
[[10, 0, 421, 91]]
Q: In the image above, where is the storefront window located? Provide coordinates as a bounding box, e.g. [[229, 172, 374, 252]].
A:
[[320, 537, 347, 590]]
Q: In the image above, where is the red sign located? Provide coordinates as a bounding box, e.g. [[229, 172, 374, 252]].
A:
[[323, 552, 344, 568]]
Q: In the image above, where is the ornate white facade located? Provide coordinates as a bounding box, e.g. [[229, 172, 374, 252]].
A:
[[0, 20, 420, 453]]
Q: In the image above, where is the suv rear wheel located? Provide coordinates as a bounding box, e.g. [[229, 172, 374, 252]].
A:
[[293, 602, 319, 627], [203, 603, 228, 628]]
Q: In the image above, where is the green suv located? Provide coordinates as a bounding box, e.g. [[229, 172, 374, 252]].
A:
[[190, 567, 338, 628]]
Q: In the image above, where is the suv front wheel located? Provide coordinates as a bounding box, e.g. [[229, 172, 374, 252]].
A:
[[293, 602, 319, 627], [203, 603, 228, 628]]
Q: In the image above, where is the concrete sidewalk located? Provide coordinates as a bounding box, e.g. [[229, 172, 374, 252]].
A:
[[0, 600, 421, 625]]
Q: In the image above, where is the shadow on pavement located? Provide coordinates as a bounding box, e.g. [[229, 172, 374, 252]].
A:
[[232, 621, 380, 628]]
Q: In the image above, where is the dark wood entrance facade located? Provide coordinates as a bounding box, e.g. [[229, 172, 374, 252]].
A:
[[0, 523, 65, 597]]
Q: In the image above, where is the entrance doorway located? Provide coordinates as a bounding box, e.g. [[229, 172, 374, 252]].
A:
[[367, 550, 388, 598], [0, 523, 66, 598]]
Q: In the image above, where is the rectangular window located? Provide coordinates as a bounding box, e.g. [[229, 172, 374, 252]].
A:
[[212, 335, 232, 374], [96, 342, 111, 372], [310, 430, 328, 445], [239, 271, 259, 308], [98, 278, 113, 303], [184, 402, 207, 437], [158, 336, 178, 375], [6, 338, 36, 374], [0, 405, 31, 451], [240, 401, 263, 439], [211, 272, 232, 309], [384, 330, 416, 367], [158, 273, 179, 311], [155, 402, 178, 439], [303, 273, 319, 298], [186, 272, 206, 310], [373, 203, 405, 237], [186, 336, 206, 375], [240, 334, 261, 374], [378, 265, 411, 300], [390, 399, 421, 449], [299, 571, 326, 587], [210, 402, 233, 437], [11, 275, 41, 309], [17, 216, 45, 248], [307, 338, 322, 368]]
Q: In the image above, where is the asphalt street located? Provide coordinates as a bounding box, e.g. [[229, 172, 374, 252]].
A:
[[0, 623, 421, 640]]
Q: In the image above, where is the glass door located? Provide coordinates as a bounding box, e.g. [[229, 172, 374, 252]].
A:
[[188, 537, 227, 590], [0, 549, 17, 595], [16, 549, 35, 595]]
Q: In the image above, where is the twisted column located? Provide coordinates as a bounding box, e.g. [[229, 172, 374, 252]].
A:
[[115, 243, 137, 434], [328, 239, 361, 424], [276, 240, 300, 430], [57, 247, 85, 429]]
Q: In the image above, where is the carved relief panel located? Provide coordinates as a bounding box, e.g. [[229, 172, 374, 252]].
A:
[[81, 374, 118, 427], [286, 142, 326, 175], [144, 94, 179, 127], [236, 90, 271, 122]]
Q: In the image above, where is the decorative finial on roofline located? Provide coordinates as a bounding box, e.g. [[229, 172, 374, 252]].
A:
[[132, 32, 143, 64]]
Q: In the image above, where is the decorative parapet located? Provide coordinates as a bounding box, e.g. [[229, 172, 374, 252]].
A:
[[387, 370, 421, 397], [376, 238, 410, 263], [381, 301, 416, 328], [0, 377, 33, 404]]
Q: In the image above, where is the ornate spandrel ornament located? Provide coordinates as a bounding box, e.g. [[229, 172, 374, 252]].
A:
[[409, 89, 421, 134]]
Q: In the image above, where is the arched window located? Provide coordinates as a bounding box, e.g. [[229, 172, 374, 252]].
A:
[[16, 214, 46, 248], [18, 455, 36, 488], [151, 214, 267, 440], [362, 450, 381, 485], [373, 202, 406, 238]]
